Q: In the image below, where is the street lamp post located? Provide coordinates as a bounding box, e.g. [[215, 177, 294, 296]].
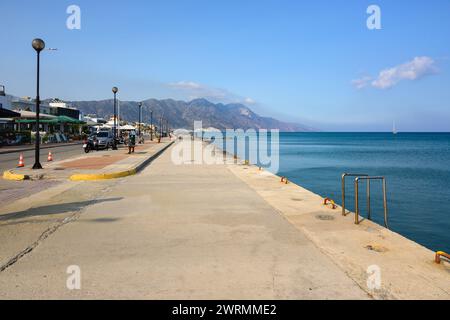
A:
[[32, 38, 45, 170], [166, 119, 169, 137], [138, 102, 142, 143], [150, 110, 153, 141], [112, 87, 118, 150], [159, 116, 163, 143], [164, 119, 167, 138]]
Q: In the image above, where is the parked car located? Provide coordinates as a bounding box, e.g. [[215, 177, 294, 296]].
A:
[[95, 131, 114, 150]]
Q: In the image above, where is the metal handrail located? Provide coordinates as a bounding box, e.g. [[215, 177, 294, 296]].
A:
[[341, 173, 369, 216], [355, 176, 388, 228], [435, 251, 450, 264]]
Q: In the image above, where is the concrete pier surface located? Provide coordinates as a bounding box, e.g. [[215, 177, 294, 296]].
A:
[[0, 140, 448, 299]]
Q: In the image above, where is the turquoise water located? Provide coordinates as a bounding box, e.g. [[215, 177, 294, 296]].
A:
[[276, 132, 450, 253], [211, 132, 450, 252]]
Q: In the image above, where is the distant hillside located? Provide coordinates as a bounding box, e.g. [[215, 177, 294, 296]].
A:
[[71, 98, 314, 132]]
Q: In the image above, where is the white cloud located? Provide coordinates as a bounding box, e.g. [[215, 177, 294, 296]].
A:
[[169, 81, 203, 90], [167, 81, 256, 105], [353, 56, 438, 90], [372, 56, 437, 89], [244, 97, 256, 105], [351, 76, 372, 89]]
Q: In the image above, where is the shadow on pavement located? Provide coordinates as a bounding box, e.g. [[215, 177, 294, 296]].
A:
[[0, 197, 123, 222]]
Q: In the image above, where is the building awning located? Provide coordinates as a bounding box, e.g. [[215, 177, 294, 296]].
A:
[[120, 125, 136, 130], [18, 110, 57, 119], [0, 118, 14, 124], [56, 115, 85, 124], [15, 116, 85, 124], [0, 108, 20, 118], [15, 119, 59, 124]]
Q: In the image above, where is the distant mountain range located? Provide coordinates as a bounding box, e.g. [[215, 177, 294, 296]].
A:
[[70, 98, 314, 132]]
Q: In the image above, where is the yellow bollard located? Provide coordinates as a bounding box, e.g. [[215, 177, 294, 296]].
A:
[[323, 198, 337, 209]]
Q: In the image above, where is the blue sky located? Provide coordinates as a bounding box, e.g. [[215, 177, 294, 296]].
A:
[[0, 0, 449, 131]]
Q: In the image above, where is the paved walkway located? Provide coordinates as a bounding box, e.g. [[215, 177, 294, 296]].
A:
[[0, 141, 369, 299]]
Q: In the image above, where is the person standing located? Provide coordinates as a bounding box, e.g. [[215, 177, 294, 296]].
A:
[[128, 132, 136, 154]]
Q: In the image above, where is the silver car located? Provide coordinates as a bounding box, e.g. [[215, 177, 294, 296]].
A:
[[95, 131, 114, 150]]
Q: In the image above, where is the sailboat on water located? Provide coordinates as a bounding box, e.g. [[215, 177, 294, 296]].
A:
[[393, 121, 398, 135]]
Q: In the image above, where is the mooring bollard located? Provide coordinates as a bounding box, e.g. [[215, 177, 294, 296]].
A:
[[323, 198, 337, 209]]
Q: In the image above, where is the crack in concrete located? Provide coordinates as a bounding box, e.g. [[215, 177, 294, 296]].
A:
[[0, 183, 119, 274], [0, 214, 78, 273], [0, 144, 171, 275]]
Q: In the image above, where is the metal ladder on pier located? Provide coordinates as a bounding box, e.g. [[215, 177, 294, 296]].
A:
[[341, 173, 389, 228]]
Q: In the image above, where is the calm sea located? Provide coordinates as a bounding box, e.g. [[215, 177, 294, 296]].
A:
[[212, 132, 450, 252]]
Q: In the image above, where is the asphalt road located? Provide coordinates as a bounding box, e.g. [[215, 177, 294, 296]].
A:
[[0, 144, 83, 206], [0, 143, 83, 173]]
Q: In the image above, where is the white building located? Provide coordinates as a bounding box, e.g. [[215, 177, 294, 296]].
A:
[[83, 114, 107, 124], [48, 98, 72, 109], [12, 96, 51, 114], [0, 85, 12, 110], [48, 98, 80, 120]]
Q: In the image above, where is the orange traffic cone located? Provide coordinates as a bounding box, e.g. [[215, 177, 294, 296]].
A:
[[47, 151, 53, 162], [17, 154, 25, 167]]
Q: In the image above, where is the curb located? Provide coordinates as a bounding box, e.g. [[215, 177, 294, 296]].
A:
[[3, 170, 29, 181], [69, 141, 174, 181], [69, 169, 137, 181]]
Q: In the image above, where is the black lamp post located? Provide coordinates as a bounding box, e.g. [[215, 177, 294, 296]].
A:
[[112, 86, 118, 150], [167, 119, 170, 137], [32, 38, 45, 170], [164, 119, 167, 138], [138, 102, 142, 143], [159, 116, 163, 143], [150, 110, 153, 141]]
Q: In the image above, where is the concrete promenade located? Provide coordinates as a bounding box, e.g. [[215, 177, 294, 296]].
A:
[[0, 140, 448, 299]]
